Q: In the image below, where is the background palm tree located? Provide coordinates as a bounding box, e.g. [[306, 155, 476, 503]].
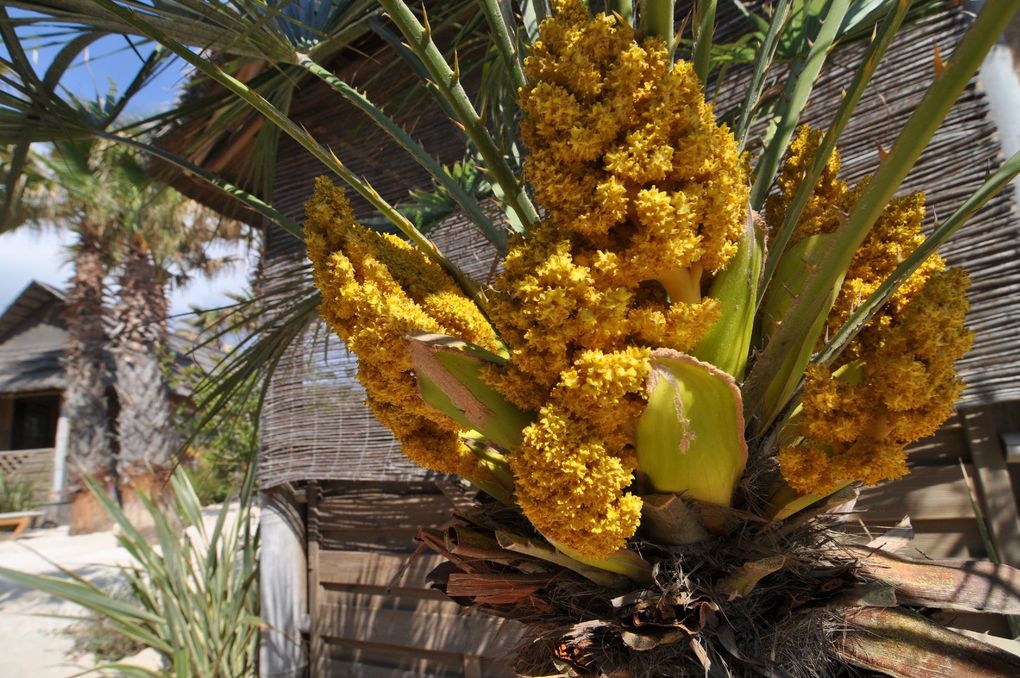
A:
[[103, 153, 239, 525], [3, 134, 238, 531], [8, 139, 123, 533]]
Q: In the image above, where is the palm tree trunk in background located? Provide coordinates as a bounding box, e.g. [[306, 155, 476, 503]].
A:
[[112, 242, 178, 531], [63, 230, 116, 535]]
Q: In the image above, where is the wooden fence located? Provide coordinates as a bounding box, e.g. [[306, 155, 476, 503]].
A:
[[0, 448, 53, 505], [304, 480, 522, 677], [298, 401, 1020, 671]]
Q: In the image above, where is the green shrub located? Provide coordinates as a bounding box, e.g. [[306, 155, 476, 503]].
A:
[[0, 469, 37, 513]]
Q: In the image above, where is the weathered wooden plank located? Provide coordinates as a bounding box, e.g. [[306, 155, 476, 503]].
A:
[[322, 581, 452, 602], [324, 659, 424, 678], [319, 527, 421, 554], [961, 408, 1020, 568], [321, 588, 463, 616], [843, 518, 986, 560], [319, 603, 520, 658], [317, 550, 446, 589], [325, 639, 517, 677], [855, 465, 978, 523], [317, 491, 454, 531], [905, 520, 987, 560], [307, 481, 324, 678]]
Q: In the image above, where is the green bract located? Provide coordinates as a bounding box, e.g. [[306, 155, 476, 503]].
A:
[[636, 350, 747, 506]]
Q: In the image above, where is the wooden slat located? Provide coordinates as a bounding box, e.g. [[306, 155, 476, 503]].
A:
[[320, 527, 421, 553], [323, 580, 452, 602], [318, 490, 454, 530], [321, 588, 464, 616], [855, 465, 978, 523], [325, 659, 426, 678], [325, 638, 517, 677], [317, 550, 446, 589], [307, 481, 324, 678], [318, 603, 511, 656], [842, 519, 986, 560], [962, 408, 1020, 568]]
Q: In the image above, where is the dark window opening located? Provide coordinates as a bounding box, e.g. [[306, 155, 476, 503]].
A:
[[11, 395, 60, 449]]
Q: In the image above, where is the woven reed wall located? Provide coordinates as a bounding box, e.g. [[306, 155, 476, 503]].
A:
[[258, 7, 1020, 489]]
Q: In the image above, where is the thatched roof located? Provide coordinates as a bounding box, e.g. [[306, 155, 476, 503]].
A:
[[152, 18, 479, 235], [254, 6, 1020, 489]]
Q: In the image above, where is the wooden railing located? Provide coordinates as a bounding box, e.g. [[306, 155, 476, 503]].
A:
[[0, 448, 55, 504]]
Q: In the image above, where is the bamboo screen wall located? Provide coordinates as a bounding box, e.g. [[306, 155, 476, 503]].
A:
[[258, 7, 1020, 489]]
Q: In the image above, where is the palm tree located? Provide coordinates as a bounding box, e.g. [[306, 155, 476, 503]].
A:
[[104, 158, 236, 525], [4, 137, 235, 531], [5, 139, 123, 533], [62, 223, 117, 534]]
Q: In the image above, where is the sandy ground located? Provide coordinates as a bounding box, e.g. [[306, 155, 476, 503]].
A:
[[0, 503, 244, 677], [0, 525, 128, 676]]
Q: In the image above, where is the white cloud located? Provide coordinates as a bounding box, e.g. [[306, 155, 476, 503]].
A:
[[0, 229, 256, 322], [0, 228, 75, 310]]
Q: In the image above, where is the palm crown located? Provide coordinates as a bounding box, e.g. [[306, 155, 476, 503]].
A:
[[4, 0, 1020, 675]]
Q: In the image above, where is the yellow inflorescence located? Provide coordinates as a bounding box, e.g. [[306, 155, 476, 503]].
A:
[[773, 129, 973, 494], [489, 0, 748, 557], [765, 126, 846, 242], [305, 178, 501, 479]]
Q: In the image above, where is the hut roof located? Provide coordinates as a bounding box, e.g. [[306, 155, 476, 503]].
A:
[[151, 12, 481, 233], [0, 281, 67, 393], [0, 280, 224, 395]]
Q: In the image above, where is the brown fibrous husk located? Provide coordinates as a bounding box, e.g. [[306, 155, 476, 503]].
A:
[[417, 492, 878, 678]]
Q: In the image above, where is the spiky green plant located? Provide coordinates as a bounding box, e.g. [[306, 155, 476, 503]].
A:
[[4, 0, 1020, 676], [0, 469, 37, 513], [0, 468, 260, 678]]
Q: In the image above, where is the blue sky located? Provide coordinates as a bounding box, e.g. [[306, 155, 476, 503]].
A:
[[1, 24, 255, 323]]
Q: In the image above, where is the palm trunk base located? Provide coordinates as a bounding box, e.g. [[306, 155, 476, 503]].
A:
[[119, 473, 171, 538], [418, 494, 1020, 677], [68, 489, 115, 535]]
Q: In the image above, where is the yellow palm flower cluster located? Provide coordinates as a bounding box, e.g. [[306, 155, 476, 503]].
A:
[[488, 0, 748, 557], [771, 129, 973, 494], [305, 178, 501, 478], [765, 126, 847, 242]]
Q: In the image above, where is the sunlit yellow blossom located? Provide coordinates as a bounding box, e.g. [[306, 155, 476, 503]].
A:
[[486, 0, 747, 557], [765, 126, 846, 242], [512, 403, 642, 558], [771, 135, 973, 493], [305, 178, 499, 478]]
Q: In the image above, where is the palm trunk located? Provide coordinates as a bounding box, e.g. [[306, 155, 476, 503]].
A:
[[62, 229, 116, 535], [112, 242, 178, 531]]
